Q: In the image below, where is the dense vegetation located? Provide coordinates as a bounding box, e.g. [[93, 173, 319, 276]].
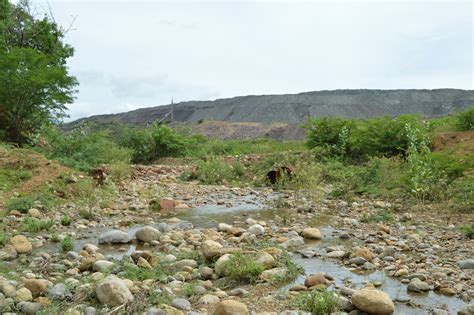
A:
[[0, 0, 77, 145]]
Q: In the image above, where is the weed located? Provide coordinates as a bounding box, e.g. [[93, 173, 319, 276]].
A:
[[292, 290, 339, 315], [148, 198, 162, 212], [107, 161, 132, 182], [60, 214, 71, 226], [361, 210, 394, 223], [21, 217, 55, 232], [121, 263, 167, 281], [0, 232, 9, 246], [459, 225, 474, 239], [78, 208, 93, 220], [60, 236, 74, 252], [221, 252, 264, 283]]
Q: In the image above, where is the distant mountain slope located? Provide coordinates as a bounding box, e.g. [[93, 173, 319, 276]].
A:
[[69, 89, 474, 126]]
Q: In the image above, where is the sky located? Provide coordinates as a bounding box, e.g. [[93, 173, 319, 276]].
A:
[[33, 0, 473, 121]]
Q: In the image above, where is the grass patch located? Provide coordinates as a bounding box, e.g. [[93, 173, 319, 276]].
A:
[[460, 225, 474, 239], [121, 263, 167, 281], [21, 217, 55, 232], [60, 236, 74, 251], [5, 196, 34, 213], [60, 214, 72, 226], [361, 209, 394, 223], [0, 232, 9, 246], [221, 252, 264, 283], [292, 290, 339, 315]]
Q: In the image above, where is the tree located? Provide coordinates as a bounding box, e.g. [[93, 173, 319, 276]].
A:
[[0, 0, 77, 144]]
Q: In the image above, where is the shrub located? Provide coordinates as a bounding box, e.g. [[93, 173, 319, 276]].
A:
[[60, 236, 74, 251], [5, 196, 34, 213], [220, 253, 264, 283], [455, 107, 474, 131], [292, 290, 339, 315], [305, 117, 355, 158], [42, 127, 132, 171], [107, 161, 132, 182], [150, 124, 188, 158], [361, 209, 395, 223], [21, 217, 55, 232], [195, 158, 245, 185]]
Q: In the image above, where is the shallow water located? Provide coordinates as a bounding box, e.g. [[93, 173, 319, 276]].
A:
[[20, 197, 469, 314]]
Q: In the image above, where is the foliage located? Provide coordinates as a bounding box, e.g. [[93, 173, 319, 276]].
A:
[[121, 263, 167, 281], [60, 235, 74, 251], [305, 117, 356, 158], [60, 214, 71, 226], [292, 290, 339, 315], [0, 0, 78, 144], [41, 126, 131, 171], [107, 161, 132, 182], [361, 209, 394, 223], [220, 252, 264, 283], [459, 225, 474, 239], [148, 198, 162, 212], [5, 196, 34, 213], [455, 106, 474, 131], [195, 158, 245, 185], [0, 231, 9, 246], [21, 217, 55, 232]]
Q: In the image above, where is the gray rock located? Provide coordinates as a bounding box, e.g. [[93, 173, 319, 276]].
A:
[[84, 306, 97, 315], [18, 301, 42, 314], [457, 304, 474, 315], [0, 245, 17, 261], [459, 259, 474, 270], [146, 307, 166, 315], [229, 288, 248, 296], [48, 283, 69, 300], [98, 230, 130, 244], [248, 224, 265, 235], [407, 278, 430, 292], [171, 298, 191, 311]]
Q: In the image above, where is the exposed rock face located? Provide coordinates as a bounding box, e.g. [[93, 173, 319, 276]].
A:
[[95, 276, 134, 306], [351, 288, 394, 314], [68, 89, 474, 140]]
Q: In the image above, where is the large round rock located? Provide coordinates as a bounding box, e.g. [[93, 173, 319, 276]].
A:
[[135, 226, 161, 243], [212, 300, 249, 315], [95, 276, 134, 306], [98, 230, 130, 244], [351, 288, 394, 314]]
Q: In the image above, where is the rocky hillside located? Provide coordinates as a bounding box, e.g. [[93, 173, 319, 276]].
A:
[[70, 89, 474, 126]]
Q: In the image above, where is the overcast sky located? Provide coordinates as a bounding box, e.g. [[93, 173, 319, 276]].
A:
[[36, 0, 473, 121]]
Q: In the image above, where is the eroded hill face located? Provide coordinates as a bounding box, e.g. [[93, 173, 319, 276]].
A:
[[70, 89, 474, 127]]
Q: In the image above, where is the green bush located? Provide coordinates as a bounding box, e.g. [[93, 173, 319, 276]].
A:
[[42, 127, 132, 171], [0, 232, 9, 246], [195, 158, 245, 184], [5, 196, 34, 213], [60, 214, 71, 226], [292, 290, 339, 314], [305, 117, 355, 158], [460, 225, 474, 239], [220, 253, 264, 283], [455, 107, 474, 131], [122, 263, 167, 281]]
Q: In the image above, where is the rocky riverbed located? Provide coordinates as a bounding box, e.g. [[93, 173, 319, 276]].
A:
[[0, 165, 473, 314]]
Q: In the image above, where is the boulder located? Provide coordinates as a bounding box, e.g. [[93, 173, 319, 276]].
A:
[[256, 252, 275, 269], [13, 287, 33, 302], [171, 298, 191, 311], [10, 235, 32, 254], [212, 300, 249, 315], [459, 259, 474, 270], [95, 276, 134, 306], [27, 208, 41, 218], [135, 226, 161, 243], [93, 260, 115, 272], [351, 288, 394, 314], [260, 267, 288, 282], [199, 294, 220, 305], [98, 230, 130, 244], [352, 247, 373, 262], [214, 254, 232, 276], [0, 245, 18, 260], [304, 272, 327, 287], [23, 279, 52, 297], [202, 240, 224, 260], [302, 228, 322, 239], [248, 224, 265, 235], [407, 278, 430, 292]]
